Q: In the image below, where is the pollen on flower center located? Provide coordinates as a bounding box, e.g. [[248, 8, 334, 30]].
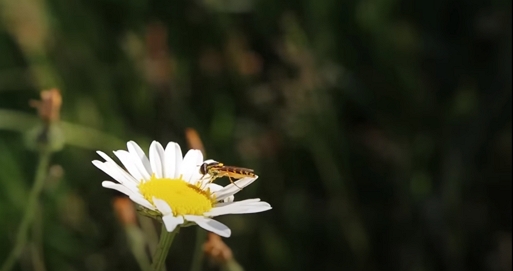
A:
[[138, 175, 214, 216]]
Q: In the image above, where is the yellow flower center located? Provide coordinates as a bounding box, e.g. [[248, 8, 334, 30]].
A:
[[138, 175, 215, 216]]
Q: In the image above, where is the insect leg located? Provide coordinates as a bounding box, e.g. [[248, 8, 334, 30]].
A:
[[228, 175, 242, 190]]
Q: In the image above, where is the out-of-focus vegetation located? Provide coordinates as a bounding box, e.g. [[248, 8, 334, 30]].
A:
[[0, 0, 511, 270]]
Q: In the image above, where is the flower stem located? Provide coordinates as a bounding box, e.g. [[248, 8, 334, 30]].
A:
[[139, 215, 159, 256], [189, 228, 207, 271], [1, 151, 52, 271], [151, 225, 179, 271], [126, 225, 152, 271], [221, 259, 245, 271]]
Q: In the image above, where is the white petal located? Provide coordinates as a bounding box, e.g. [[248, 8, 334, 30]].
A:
[[206, 183, 235, 202], [127, 141, 152, 174], [190, 170, 206, 185], [184, 216, 231, 237], [153, 197, 172, 215], [233, 205, 272, 214], [197, 174, 215, 188], [179, 150, 203, 183], [162, 214, 184, 232], [96, 150, 113, 162], [101, 181, 155, 210], [97, 151, 124, 167], [206, 202, 272, 217], [101, 181, 137, 197], [149, 141, 165, 178], [95, 152, 140, 185], [223, 195, 234, 203], [114, 150, 151, 181], [129, 194, 155, 210], [164, 142, 182, 178], [93, 161, 138, 191], [212, 176, 258, 201], [213, 198, 261, 208], [205, 183, 224, 192]]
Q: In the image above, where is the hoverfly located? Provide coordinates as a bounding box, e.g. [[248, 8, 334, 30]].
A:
[[199, 159, 256, 188]]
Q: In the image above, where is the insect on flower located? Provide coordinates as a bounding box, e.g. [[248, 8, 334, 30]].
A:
[[93, 140, 271, 237], [200, 159, 256, 189]]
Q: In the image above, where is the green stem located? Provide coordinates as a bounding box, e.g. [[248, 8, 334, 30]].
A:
[[1, 151, 51, 271], [151, 225, 179, 271], [30, 205, 46, 271], [221, 259, 245, 271], [138, 215, 159, 256], [189, 228, 207, 271], [126, 226, 152, 271]]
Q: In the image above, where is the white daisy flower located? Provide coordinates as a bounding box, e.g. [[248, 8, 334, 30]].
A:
[[92, 140, 271, 237]]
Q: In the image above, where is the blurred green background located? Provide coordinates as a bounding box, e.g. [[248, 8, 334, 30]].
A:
[[0, 0, 511, 270]]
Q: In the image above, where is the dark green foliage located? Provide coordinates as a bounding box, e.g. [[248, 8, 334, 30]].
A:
[[0, 0, 510, 270]]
